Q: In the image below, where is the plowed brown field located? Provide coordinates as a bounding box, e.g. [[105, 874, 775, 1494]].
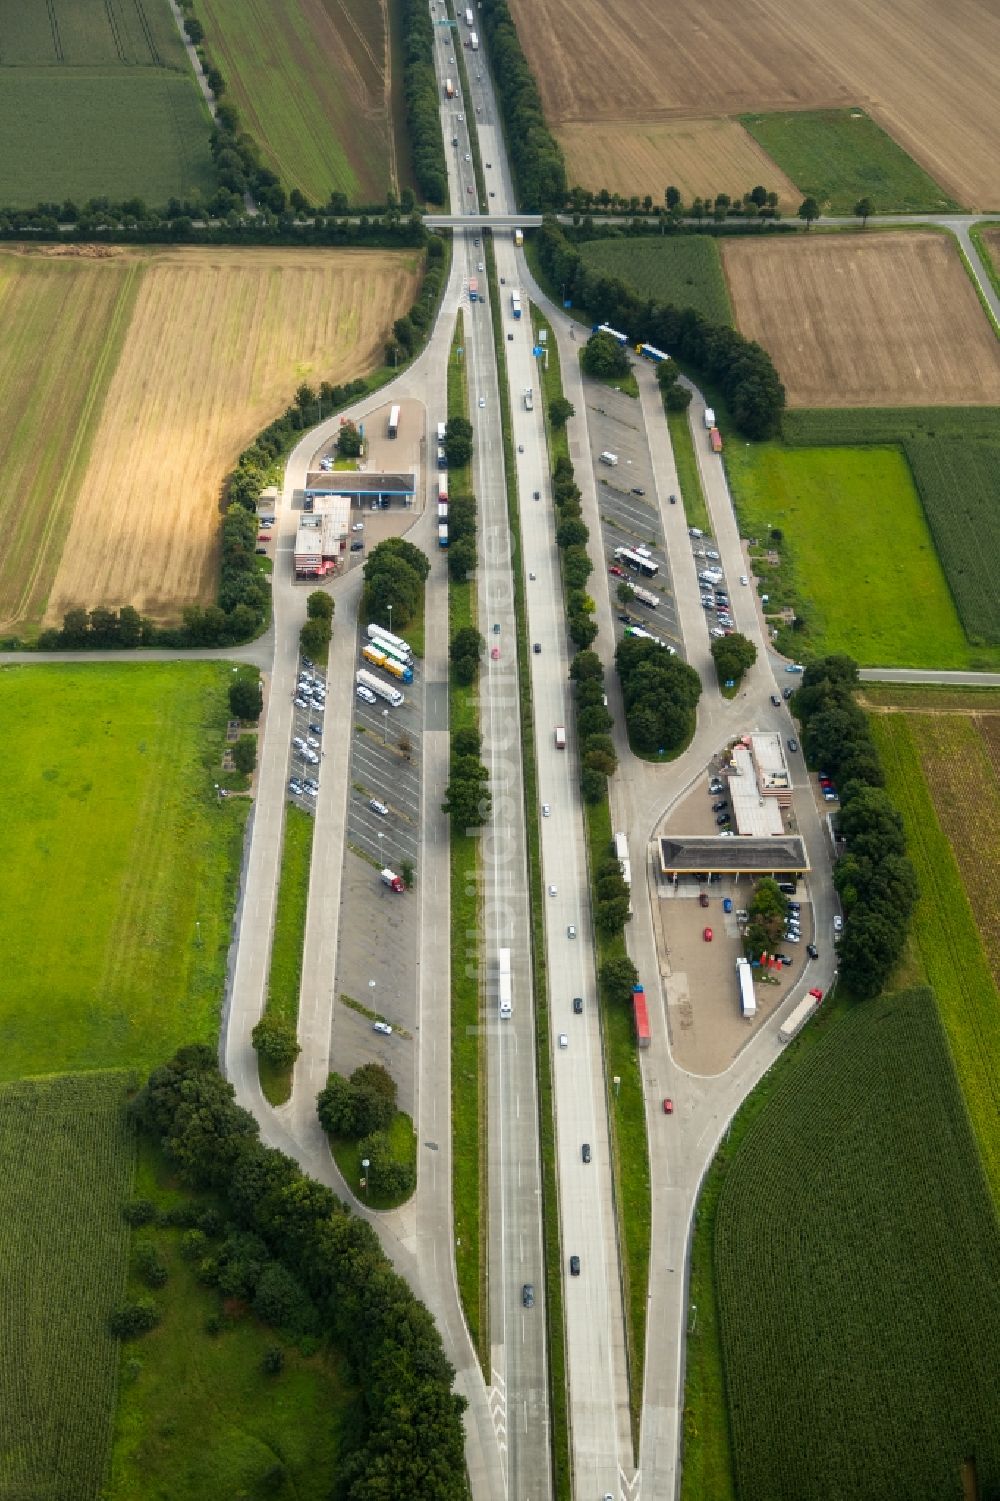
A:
[[722, 232, 1000, 407], [44, 246, 419, 625], [515, 0, 1000, 208], [558, 118, 798, 210]]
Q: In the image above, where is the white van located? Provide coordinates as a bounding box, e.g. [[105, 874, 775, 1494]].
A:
[[599, 451, 618, 466]]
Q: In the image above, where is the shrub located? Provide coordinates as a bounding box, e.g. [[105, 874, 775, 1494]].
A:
[[109, 1299, 160, 1340]]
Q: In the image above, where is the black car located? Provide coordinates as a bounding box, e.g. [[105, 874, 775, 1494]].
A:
[[770, 694, 781, 707], [533, 643, 541, 654], [582, 1143, 591, 1163], [631, 486, 645, 496], [350, 541, 364, 551], [716, 813, 731, 826], [573, 996, 583, 1014], [533, 490, 540, 500], [783, 686, 793, 699], [522, 1284, 534, 1308], [569, 1255, 581, 1276], [712, 800, 728, 812], [787, 737, 799, 753], [669, 494, 677, 504], [309, 723, 323, 736], [618, 613, 632, 625], [709, 780, 724, 794], [807, 943, 819, 960]]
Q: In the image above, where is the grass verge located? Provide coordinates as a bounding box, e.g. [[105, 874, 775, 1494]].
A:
[[258, 804, 315, 1107], [668, 410, 711, 533], [329, 1112, 417, 1211], [0, 663, 250, 1081], [490, 246, 570, 1500], [446, 311, 488, 1371], [0, 1071, 134, 1501], [109, 1135, 352, 1500]]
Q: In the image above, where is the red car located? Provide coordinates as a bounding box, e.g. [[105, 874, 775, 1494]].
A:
[[663, 1098, 674, 1114], [809, 987, 824, 1002], [699, 892, 709, 908], [490, 646, 500, 660], [703, 927, 713, 942], [609, 565, 625, 578]]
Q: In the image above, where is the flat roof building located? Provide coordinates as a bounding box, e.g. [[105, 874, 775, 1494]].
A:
[[729, 744, 785, 837], [304, 470, 416, 509], [294, 495, 350, 578], [657, 834, 809, 878]]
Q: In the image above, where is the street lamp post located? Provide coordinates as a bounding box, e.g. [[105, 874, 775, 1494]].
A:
[[386, 603, 393, 636], [383, 708, 389, 746], [361, 1158, 370, 1200]]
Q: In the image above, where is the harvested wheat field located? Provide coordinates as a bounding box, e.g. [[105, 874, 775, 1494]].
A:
[[512, 0, 1000, 208], [42, 246, 419, 625], [722, 232, 1000, 407], [559, 118, 798, 209]]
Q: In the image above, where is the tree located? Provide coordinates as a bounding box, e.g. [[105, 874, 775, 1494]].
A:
[[252, 1014, 300, 1071], [855, 196, 874, 227], [336, 419, 362, 457], [299, 617, 330, 660], [798, 196, 821, 229], [568, 614, 598, 649], [445, 415, 473, 469], [262, 1345, 285, 1375], [570, 650, 604, 683], [600, 955, 639, 1006], [109, 1299, 160, 1339], [665, 384, 692, 412], [229, 675, 263, 722], [665, 185, 682, 211], [749, 184, 768, 207], [306, 591, 334, 621], [452, 726, 481, 758], [364, 556, 421, 628], [556, 517, 588, 550], [549, 395, 575, 428], [442, 761, 491, 829], [232, 735, 258, 775], [449, 626, 483, 685], [582, 330, 630, 380], [710, 632, 757, 686], [317, 1073, 357, 1137], [350, 1062, 397, 1136]]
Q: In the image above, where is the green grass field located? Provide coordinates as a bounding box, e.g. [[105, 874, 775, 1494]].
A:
[[258, 805, 314, 1106], [0, 0, 214, 206], [579, 236, 733, 324], [783, 408, 1000, 650], [0, 1071, 134, 1501], [0, 664, 249, 1080], [871, 713, 1000, 1205], [739, 109, 959, 214], [330, 1111, 417, 1211], [726, 441, 974, 667], [196, 0, 396, 204], [108, 1139, 351, 1500], [668, 410, 711, 533], [715, 987, 1000, 1501]]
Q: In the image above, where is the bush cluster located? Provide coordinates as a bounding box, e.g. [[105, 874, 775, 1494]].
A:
[[477, 0, 566, 210], [446, 493, 477, 585], [615, 634, 702, 756], [442, 725, 491, 830], [318, 1064, 415, 1198], [363, 538, 430, 631], [399, 0, 448, 204], [537, 217, 786, 438], [131, 1046, 467, 1497], [550, 455, 597, 649], [567, 650, 617, 809], [793, 655, 918, 997], [711, 631, 757, 688], [300, 589, 334, 661]]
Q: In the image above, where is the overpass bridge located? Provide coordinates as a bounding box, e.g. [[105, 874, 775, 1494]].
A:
[[424, 213, 543, 229]]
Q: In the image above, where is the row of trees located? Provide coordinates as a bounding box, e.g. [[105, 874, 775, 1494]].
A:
[[399, 0, 448, 204], [363, 538, 430, 630], [550, 454, 597, 651], [478, 0, 567, 211], [793, 656, 918, 997], [615, 634, 702, 756], [130, 1046, 466, 1496], [317, 1063, 415, 1199], [301, 589, 334, 661], [538, 217, 786, 438], [442, 725, 491, 830], [568, 651, 618, 808], [445, 494, 478, 585]]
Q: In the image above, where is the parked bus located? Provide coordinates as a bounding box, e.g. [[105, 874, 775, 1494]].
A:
[[387, 405, 400, 439], [630, 583, 660, 608], [593, 323, 629, 346], [614, 545, 659, 578], [637, 343, 670, 364]]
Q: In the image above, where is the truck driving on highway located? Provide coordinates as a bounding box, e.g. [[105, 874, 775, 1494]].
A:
[[554, 726, 566, 749]]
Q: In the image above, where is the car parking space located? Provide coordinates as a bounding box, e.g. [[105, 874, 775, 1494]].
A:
[[332, 638, 424, 1108], [689, 527, 737, 643], [287, 659, 327, 812], [585, 380, 682, 655]]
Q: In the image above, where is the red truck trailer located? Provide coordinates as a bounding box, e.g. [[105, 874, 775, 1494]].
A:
[[632, 985, 651, 1048], [709, 426, 723, 454]]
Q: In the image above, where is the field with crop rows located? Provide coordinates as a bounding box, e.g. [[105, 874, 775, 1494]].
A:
[[726, 442, 971, 668], [0, 0, 214, 206], [740, 109, 957, 213], [715, 987, 1000, 1501], [579, 236, 732, 324], [511, 0, 998, 207], [723, 232, 1000, 408], [558, 118, 798, 211], [0, 245, 419, 631], [871, 712, 1000, 1204], [0, 1071, 134, 1501], [0, 664, 249, 1081], [196, 0, 401, 203], [783, 408, 1000, 650]]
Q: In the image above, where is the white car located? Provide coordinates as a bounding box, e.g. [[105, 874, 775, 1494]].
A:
[[833, 914, 844, 934], [357, 687, 376, 704], [352, 522, 364, 532], [373, 1021, 393, 1035], [477, 261, 484, 271], [542, 803, 550, 817], [478, 396, 486, 408], [311, 701, 325, 714], [548, 883, 557, 896], [558, 1033, 568, 1050], [705, 549, 721, 560], [567, 925, 577, 939], [306, 736, 319, 749], [464, 153, 471, 162], [740, 574, 748, 586], [294, 696, 308, 709]]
